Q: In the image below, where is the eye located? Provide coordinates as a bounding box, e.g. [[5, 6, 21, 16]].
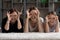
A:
[[53, 18, 55, 19], [48, 18, 51, 19], [35, 13, 37, 15], [14, 15, 16, 16], [30, 14, 31, 15], [10, 15, 12, 17]]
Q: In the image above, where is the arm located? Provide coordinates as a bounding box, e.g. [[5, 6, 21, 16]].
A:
[[37, 17, 43, 32], [37, 9, 43, 32], [24, 18, 29, 32], [17, 12, 22, 30], [45, 22, 49, 32], [4, 12, 10, 31], [17, 18, 22, 30], [55, 20, 59, 32], [45, 16, 49, 33], [4, 20, 10, 31], [24, 10, 30, 32]]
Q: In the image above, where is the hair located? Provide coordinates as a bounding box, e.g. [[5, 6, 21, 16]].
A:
[[8, 8, 18, 14], [48, 11, 57, 16], [29, 6, 37, 13]]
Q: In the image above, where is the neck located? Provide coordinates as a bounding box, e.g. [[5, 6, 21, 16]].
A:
[[30, 20, 37, 28]]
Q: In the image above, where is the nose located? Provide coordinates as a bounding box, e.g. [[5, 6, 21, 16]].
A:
[[32, 16, 36, 18]]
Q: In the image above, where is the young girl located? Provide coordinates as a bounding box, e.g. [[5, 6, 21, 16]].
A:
[[24, 7, 44, 32], [44, 11, 59, 32]]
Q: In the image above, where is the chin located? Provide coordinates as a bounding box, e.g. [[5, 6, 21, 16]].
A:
[[32, 20, 37, 23], [50, 23, 54, 26], [11, 20, 16, 23]]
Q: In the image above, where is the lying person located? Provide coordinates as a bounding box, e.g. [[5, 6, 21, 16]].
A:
[[44, 11, 59, 32], [2, 9, 23, 33], [24, 7, 44, 32]]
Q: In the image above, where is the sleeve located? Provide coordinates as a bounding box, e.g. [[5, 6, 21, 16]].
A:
[[40, 17, 44, 23]]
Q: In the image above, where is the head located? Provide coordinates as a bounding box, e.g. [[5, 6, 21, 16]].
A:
[[29, 7, 40, 23], [8, 8, 18, 23], [47, 11, 57, 26]]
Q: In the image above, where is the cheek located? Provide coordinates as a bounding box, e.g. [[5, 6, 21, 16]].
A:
[[29, 14, 33, 18], [10, 17, 13, 19], [49, 20, 55, 23], [16, 16, 18, 18], [29, 13, 32, 15], [15, 17, 18, 19]]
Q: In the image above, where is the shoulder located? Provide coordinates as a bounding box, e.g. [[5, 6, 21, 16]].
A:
[[40, 17, 44, 23]]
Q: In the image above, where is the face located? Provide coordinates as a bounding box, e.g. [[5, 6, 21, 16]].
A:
[[29, 10, 38, 22], [48, 14, 56, 26], [10, 12, 18, 23]]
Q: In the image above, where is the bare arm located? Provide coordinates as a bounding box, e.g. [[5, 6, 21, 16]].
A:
[[55, 18, 59, 32], [17, 12, 22, 30], [24, 10, 30, 32], [45, 22, 49, 32], [45, 16, 49, 33], [37, 17, 43, 32], [4, 20, 10, 31], [37, 9, 43, 32], [4, 12, 10, 31], [24, 18, 29, 32], [17, 18, 22, 30]]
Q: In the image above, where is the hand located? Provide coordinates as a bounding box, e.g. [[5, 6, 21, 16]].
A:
[[45, 16, 49, 23], [7, 12, 11, 22], [26, 10, 31, 19], [17, 12, 22, 29], [37, 9, 40, 18], [55, 16, 59, 21]]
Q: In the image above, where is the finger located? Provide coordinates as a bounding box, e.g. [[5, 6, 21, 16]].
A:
[[7, 11, 10, 16], [18, 11, 22, 15], [18, 12, 20, 17], [56, 16, 58, 20], [26, 9, 30, 14], [46, 16, 49, 20], [46, 16, 48, 19], [26, 10, 30, 16], [7, 13, 9, 17]]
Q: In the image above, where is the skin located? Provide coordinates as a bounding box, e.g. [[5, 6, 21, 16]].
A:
[[45, 14, 59, 32], [4, 11, 22, 31], [24, 9, 43, 32]]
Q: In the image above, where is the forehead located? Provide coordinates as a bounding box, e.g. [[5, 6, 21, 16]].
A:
[[48, 14, 56, 18], [10, 12, 17, 15], [30, 10, 37, 13]]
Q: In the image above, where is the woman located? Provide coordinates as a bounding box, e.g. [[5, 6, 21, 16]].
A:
[[2, 9, 23, 33], [44, 11, 59, 32], [24, 7, 44, 32]]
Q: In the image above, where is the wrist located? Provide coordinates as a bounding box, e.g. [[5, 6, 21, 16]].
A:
[[17, 18, 20, 21], [7, 20, 10, 23], [45, 21, 48, 23], [26, 17, 29, 20]]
